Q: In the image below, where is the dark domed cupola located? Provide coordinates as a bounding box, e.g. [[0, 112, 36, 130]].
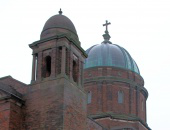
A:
[[40, 9, 79, 43]]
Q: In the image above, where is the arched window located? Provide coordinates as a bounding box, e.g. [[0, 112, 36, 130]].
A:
[[118, 91, 124, 104], [43, 56, 51, 78], [87, 91, 92, 104]]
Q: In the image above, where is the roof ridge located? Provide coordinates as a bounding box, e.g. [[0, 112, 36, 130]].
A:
[[0, 75, 12, 80]]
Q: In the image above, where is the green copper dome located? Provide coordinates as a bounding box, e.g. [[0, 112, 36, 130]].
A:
[[84, 42, 140, 74]]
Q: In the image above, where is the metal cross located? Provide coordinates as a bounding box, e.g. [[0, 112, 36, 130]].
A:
[[103, 20, 111, 32]]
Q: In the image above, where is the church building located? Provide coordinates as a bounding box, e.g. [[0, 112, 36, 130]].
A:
[[0, 9, 150, 130]]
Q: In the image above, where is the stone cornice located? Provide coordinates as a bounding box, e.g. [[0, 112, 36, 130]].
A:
[[84, 76, 148, 99], [30, 73, 86, 93], [29, 34, 87, 58], [89, 113, 151, 130], [84, 66, 144, 81]]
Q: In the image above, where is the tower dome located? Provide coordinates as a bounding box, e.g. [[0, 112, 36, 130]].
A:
[[40, 9, 78, 41]]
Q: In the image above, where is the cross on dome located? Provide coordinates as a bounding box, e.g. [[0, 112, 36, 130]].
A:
[[102, 20, 111, 42], [103, 20, 111, 33]]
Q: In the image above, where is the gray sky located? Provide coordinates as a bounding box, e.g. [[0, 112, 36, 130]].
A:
[[0, 0, 170, 129]]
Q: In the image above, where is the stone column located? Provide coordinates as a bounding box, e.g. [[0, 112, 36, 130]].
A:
[[136, 87, 140, 116], [102, 81, 107, 112], [78, 59, 81, 86], [37, 51, 42, 81], [80, 61, 84, 86], [69, 51, 73, 80], [61, 46, 66, 74], [145, 99, 147, 122], [97, 81, 102, 112], [31, 54, 36, 83], [51, 48, 56, 78], [129, 85, 133, 114]]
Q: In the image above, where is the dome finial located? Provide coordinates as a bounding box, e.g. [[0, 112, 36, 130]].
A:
[[59, 8, 62, 15], [102, 20, 111, 42]]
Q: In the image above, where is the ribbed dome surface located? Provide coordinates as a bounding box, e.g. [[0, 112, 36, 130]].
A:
[[84, 42, 140, 74], [42, 14, 77, 35]]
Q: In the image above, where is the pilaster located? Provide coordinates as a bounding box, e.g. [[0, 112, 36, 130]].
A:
[[61, 46, 66, 75], [31, 54, 36, 83], [136, 87, 140, 116], [37, 51, 42, 82], [51, 48, 56, 78]]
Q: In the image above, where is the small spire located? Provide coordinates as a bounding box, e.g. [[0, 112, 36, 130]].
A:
[[102, 20, 111, 42], [59, 8, 62, 15]]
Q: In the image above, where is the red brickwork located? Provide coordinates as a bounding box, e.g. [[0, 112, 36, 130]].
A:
[[63, 81, 86, 130], [9, 100, 23, 130], [23, 80, 65, 129], [0, 101, 10, 130], [84, 67, 148, 129], [139, 92, 146, 122], [0, 98, 23, 130], [56, 47, 62, 75]]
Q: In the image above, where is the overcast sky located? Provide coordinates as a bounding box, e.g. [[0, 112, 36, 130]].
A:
[[0, 0, 170, 129]]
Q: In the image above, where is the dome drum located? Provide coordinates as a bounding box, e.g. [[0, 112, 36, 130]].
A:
[[84, 66, 144, 89]]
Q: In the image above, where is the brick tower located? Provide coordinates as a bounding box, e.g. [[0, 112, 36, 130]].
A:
[[26, 10, 87, 129], [84, 21, 150, 130]]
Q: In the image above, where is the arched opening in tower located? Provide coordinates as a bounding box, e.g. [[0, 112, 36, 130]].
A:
[[72, 54, 78, 83], [43, 56, 51, 78]]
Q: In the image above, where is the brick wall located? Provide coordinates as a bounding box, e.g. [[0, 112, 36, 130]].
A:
[[9, 100, 23, 130], [23, 77, 87, 130], [0, 101, 10, 130], [23, 80, 64, 129], [63, 80, 86, 130]]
